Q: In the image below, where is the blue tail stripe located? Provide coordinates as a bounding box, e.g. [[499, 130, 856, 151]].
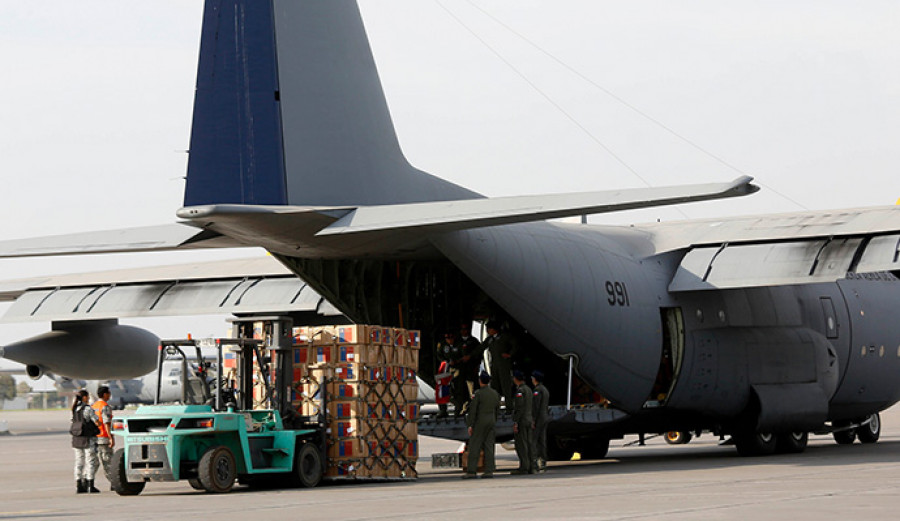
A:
[[184, 0, 286, 206]]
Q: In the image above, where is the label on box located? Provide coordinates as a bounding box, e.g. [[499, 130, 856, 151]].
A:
[[315, 346, 333, 364], [337, 344, 358, 363]]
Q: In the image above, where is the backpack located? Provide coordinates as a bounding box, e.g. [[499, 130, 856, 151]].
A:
[[69, 404, 101, 438]]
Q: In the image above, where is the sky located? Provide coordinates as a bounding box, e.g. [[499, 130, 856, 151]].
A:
[[0, 1, 898, 372]]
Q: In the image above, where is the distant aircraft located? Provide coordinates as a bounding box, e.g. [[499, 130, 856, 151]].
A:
[[1, 0, 898, 460], [50, 360, 187, 409]]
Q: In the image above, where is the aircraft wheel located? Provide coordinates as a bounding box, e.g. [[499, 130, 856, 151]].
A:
[[733, 431, 777, 456], [546, 436, 575, 461], [832, 423, 856, 445], [664, 431, 692, 445], [109, 449, 145, 496], [775, 432, 808, 454], [576, 438, 610, 460], [857, 413, 881, 444], [188, 478, 205, 491], [198, 445, 236, 493], [292, 442, 323, 488]]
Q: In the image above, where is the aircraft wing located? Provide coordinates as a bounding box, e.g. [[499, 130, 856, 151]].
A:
[[636, 205, 900, 291], [0, 223, 243, 259], [0, 256, 342, 323]]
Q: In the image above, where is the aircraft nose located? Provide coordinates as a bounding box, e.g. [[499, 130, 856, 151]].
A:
[[0, 345, 5, 359]]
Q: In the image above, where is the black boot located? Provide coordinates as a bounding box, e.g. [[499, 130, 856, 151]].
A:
[[87, 479, 100, 493], [76, 479, 87, 494]]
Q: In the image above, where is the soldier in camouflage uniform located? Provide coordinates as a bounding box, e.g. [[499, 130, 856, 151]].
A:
[[463, 371, 500, 479]]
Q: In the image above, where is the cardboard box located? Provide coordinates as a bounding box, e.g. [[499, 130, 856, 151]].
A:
[[329, 418, 364, 438], [398, 402, 419, 423], [327, 437, 365, 459], [293, 346, 314, 366], [309, 326, 337, 346], [359, 344, 390, 366], [291, 326, 311, 346], [327, 399, 366, 420], [364, 402, 398, 421], [328, 381, 358, 399], [361, 381, 402, 401], [402, 382, 419, 402], [402, 421, 417, 441], [391, 328, 408, 347], [368, 326, 390, 346], [335, 344, 362, 363], [406, 330, 421, 349], [313, 345, 334, 365], [325, 458, 362, 478], [333, 325, 370, 344]]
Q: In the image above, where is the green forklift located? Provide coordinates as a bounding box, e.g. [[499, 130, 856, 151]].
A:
[[109, 317, 326, 495]]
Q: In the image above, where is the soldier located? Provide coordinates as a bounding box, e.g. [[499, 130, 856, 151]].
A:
[[510, 370, 534, 475], [483, 321, 518, 408], [445, 331, 471, 416], [458, 323, 482, 401], [463, 371, 500, 479], [531, 370, 550, 472]]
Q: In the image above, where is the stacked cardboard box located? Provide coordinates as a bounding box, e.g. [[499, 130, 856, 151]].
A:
[[289, 325, 420, 480]]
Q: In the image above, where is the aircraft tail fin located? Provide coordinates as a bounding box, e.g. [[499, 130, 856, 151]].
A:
[[183, 0, 479, 209]]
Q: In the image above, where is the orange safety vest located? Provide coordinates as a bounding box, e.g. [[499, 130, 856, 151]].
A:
[[91, 399, 110, 439]]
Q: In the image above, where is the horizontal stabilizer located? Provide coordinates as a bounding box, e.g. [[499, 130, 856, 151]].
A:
[[0, 224, 244, 259], [317, 176, 758, 236]]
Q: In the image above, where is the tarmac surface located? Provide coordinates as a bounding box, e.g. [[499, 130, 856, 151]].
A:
[[2, 406, 900, 520]]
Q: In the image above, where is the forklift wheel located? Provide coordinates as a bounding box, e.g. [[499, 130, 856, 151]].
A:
[[198, 446, 237, 493], [188, 478, 205, 491], [110, 449, 145, 496], [293, 443, 323, 488]]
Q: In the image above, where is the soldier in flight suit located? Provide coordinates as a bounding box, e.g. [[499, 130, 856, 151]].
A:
[[463, 371, 500, 479], [510, 370, 534, 475], [531, 370, 550, 472], [483, 321, 518, 408]]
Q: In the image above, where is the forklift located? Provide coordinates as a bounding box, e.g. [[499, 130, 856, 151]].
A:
[[109, 317, 327, 495]]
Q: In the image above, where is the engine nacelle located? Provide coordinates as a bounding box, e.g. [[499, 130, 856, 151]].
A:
[[0, 320, 159, 380], [25, 364, 45, 380]]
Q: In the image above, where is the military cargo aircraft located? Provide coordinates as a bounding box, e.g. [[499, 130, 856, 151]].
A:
[[1, 1, 898, 460]]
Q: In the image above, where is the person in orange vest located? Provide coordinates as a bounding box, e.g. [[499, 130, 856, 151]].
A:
[[91, 386, 114, 489]]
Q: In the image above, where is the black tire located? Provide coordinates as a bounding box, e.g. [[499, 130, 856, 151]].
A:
[[198, 445, 237, 493], [775, 432, 808, 454], [577, 438, 610, 460], [292, 443, 323, 488], [188, 478, 205, 491], [109, 449, 145, 496], [833, 424, 856, 445], [733, 431, 777, 456], [857, 413, 881, 444], [665, 431, 692, 445], [546, 436, 575, 461]]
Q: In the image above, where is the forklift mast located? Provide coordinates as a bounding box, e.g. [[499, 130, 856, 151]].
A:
[[229, 316, 294, 417]]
